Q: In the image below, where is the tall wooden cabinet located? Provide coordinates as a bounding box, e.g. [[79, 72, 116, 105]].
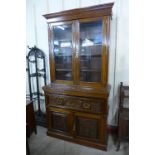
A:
[[43, 3, 113, 150]]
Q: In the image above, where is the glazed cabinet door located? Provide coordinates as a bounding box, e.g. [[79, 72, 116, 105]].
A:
[[79, 20, 102, 83], [74, 112, 107, 143], [49, 22, 75, 83], [47, 108, 74, 136], [48, 17, 110, 86], [76, 17, 109, 86]]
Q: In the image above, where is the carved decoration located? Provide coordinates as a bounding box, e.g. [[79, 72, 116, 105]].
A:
[[82, 102, 91, 109]]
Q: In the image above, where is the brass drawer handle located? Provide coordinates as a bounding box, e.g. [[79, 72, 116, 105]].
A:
[[82, 102, 91, 109]]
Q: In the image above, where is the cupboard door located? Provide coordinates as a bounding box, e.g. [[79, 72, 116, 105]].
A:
[[76, 116, 99, 140], [75, 112, 106, 142], [48, 108, 73, 135], [50, 22, 74, 81], [79, 20, 103, 83]]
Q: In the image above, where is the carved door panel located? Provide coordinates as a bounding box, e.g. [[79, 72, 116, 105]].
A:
[[48, 108, 73, 135], [74, 112, 104, 142]]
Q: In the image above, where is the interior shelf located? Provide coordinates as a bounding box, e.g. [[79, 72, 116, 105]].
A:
[[56, 69, 72, 71], [81, 69, 100, 72], [55, 55, 72, 57], [80, 55, 101, 57], [80, 44, 102, 47]]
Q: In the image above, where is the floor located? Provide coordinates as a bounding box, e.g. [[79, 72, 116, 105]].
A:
[[28, 126, 129, 155]]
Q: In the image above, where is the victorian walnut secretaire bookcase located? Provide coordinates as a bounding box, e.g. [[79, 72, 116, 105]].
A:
[[43, 3, 113, 150]]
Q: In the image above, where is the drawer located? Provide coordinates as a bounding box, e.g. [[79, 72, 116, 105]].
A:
[[46, 94, 107, 114]]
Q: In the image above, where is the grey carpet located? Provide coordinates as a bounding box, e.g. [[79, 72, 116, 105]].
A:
[[28, 126, 129, 155]]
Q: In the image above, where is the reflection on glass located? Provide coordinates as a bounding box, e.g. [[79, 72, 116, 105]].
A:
[[53, 24, 72, 80], [80, 20, 103, 82]]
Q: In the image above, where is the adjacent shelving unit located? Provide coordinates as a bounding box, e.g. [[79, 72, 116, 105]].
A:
[[26, 46, 47, 127]]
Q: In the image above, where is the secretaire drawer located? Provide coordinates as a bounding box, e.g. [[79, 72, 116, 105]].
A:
[[46, 94, 107, 114]]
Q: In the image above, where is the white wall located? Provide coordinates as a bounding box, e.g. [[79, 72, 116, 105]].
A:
[[26, 0, 129, 126]]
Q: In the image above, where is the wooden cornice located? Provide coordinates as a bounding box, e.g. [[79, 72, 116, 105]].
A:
[[43, 3, 114, 23]]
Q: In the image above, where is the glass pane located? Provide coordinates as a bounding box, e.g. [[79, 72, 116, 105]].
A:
[[53, 24, 72, 81], [79, 20, 102, 82]]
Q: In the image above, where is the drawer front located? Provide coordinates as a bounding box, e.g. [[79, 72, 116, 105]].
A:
[[46, 94, 107, 114]]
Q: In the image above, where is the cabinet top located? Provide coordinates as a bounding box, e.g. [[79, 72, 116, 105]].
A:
[[43, 3, 114, 23], [43, 83, 111, 99]]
